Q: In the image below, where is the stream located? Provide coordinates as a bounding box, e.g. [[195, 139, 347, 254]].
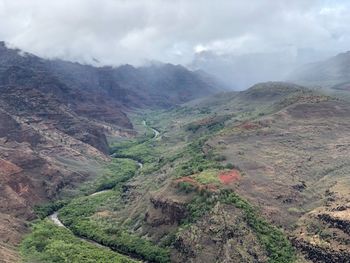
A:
[[47, 120, 160, 261], [48, 157, 143, 258], [142, 120, 160, 139], [49, 212, 115, 249], [48, 157, 143, 261], [49, 212, 65, 228]]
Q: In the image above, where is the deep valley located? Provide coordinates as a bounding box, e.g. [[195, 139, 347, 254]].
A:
[[1, 44, 350, 263]]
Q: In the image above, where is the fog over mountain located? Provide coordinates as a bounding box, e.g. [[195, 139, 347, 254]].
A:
[[1, 0, 350, 85], [190, 49, 334, 90]]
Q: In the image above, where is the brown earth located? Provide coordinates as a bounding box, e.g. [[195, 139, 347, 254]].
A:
[[172, 203, 268, 263], [207, 98, 350, 261], [38, 82, 350, 262], [110, 84, 350, 262], [0, 105, 114, 261], [0, 41, 224, 261]]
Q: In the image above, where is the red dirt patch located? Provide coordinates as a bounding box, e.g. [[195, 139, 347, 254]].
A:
[[219, 170, 240, 184]]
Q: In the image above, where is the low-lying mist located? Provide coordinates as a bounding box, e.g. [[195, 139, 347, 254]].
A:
[[190, 49, 335, 90]]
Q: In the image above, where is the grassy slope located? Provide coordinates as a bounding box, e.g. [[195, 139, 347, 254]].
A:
[[21, 83, 313, 263]]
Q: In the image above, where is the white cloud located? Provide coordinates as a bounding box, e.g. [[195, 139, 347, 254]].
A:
[[0, 0, 349, 65]]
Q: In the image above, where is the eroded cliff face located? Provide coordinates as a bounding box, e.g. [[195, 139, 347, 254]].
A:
[[293, 239, 350, 263], [0, 86, 111, 153], [147, 196, 189, 226], [0, 42, 224, 261], [292, 202, 350, 263], [0, 96, 117, 260], [139, 180, 268, 263], [0, 81, 128, 261], [143, 183, 268, 263], [172, 203, 268, 263]]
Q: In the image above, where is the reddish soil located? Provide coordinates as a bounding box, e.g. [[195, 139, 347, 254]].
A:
[[219, 170, 240, 184]]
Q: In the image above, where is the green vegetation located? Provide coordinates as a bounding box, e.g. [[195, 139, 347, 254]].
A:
[[80, 158, 138, 194], [183, 191, 217, 223], [58, 192, 170, 263], [177, 181, 197, 193], [109, 132, 163, 174], [182, 189, 296, 263], [186, 115, 230, 133], [220, 190, 296, 263], [21, 220, 136, 263], [174, 137, 224, 177], [193, 169, 220, 185], [110, 135, 158, 164], [34, 200, 69, 219]]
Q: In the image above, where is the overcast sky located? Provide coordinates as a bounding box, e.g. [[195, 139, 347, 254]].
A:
[[0, 0, 349, 66]]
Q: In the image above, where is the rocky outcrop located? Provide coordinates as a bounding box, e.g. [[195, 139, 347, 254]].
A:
[[318, 213, 350, 235], [292, 202, 350, 263], [172, 203, 268, 263], [146, 196, 188, 226], [292, 238, 350, 263]]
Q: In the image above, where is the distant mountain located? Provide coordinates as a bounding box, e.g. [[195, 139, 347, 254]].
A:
[[0, 42, 223, 110], [289, 51, 350, 89], [190, 49, 331, 90], [0, 40, 225, 156]]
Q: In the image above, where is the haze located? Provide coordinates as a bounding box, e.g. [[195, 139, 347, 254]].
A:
[[0, 0, 349, 88]]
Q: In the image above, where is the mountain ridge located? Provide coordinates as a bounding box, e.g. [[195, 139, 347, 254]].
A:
[[289, 50, 350, 89]]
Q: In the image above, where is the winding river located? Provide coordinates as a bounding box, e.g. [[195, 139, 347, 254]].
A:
[[142, 120, 160, 139], [48, 120, 160, 261]]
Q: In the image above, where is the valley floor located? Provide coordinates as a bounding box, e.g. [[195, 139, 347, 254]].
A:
[[19, 83, 350, 263]]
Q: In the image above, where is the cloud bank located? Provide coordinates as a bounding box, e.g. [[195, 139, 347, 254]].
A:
[[0, 0, 349, 66]]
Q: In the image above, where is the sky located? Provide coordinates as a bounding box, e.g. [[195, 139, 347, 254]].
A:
[[0, 0, 349, 66]]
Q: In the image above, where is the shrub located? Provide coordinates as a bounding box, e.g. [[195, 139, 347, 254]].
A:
[[21, 220, 136, 263], [181, 189, 296, 263], [34, 200, 69, 219], [225, 163, 235, 169], [58, 194, 170, 263], [219, 190, 296, 263], [178, 182, 196, 193]]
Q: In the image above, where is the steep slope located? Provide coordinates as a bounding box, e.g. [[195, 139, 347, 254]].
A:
[[46, 61, 224, 108], [0, 42, 224, 110], [0, 102, 111, 261], [0, 43, 132, 131], [30, 82, 350, 262], [0, 42, 224, 261], [187, 83, 350, 262], [155, 83, 350, 262]]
